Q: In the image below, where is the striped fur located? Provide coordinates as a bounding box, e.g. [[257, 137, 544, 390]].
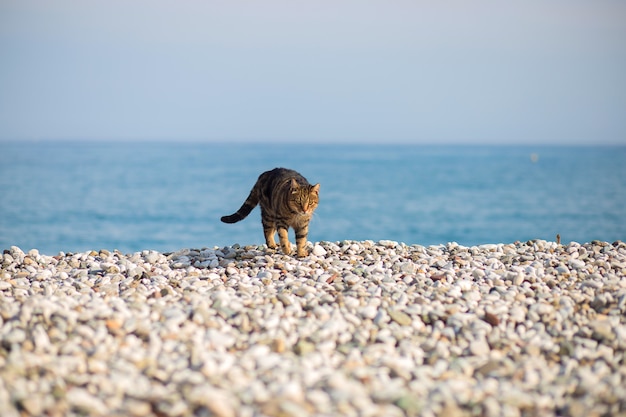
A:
[[221, 168, 319, 257]]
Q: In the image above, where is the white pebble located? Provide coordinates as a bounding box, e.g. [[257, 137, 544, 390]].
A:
[[312, 244, 327, 257]]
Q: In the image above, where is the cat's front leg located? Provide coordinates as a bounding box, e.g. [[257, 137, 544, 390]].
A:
[[277, 226, 292, 255], [295, 225, 309, 258], [263, 220, 278, 251]]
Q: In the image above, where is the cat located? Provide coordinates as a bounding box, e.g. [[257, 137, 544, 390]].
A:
[[221, 168, 320, 257]]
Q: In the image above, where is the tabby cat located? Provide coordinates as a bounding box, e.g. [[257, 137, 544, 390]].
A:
[[221, 168, 320, 257]]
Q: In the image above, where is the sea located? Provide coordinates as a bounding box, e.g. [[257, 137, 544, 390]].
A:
[[1, 141, 625, 256]]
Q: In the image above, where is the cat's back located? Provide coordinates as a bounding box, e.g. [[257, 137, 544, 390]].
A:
[[261, 167, 303, 181], [258, 167, 307, 190]]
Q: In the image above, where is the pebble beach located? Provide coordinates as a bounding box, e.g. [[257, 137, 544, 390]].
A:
[[1, 240, 625, 417]]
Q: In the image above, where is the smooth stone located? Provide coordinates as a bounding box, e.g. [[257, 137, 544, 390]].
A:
[[556, 265, 570, 275], [589, 319, 614, 342], [569, 258, 587, 270], [469, 339, 490, 356], [388, 310, 412, 326], [312, 244, 327, 257]]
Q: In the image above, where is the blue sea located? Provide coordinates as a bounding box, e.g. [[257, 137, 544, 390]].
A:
[[1, 141, 625, 255]]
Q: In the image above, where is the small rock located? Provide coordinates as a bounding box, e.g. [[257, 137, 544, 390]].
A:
[[483, 311, 500, 326], [472, 268, 485, 279], [312, 244, 327, 257], [589, 319, 614, 342], [556, 265, 570, 275], [470, 338, 490, 356], [569, 258, 586, 270], [388, 309, 412, 326], [294, 340, 316, 355], [67, 388, 108, 415]]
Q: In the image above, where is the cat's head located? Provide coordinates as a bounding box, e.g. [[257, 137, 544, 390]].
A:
[[290, 179, 320, 215]]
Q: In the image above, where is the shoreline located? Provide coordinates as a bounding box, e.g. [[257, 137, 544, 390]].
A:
[[1, 240, 625, 416]]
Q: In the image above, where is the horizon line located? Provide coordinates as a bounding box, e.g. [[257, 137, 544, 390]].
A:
[[1, 137, 625, 147]]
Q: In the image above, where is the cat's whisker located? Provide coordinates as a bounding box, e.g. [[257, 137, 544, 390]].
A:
[[309, 211, 320, 223]]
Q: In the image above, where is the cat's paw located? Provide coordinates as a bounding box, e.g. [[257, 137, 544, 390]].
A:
[[281, 242, 292, 255], [265, 243, 278, 254], [296, 245, 309, 258]]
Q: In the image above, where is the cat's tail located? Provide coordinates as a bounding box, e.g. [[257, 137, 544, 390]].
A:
[[220, 188, 259, 224]]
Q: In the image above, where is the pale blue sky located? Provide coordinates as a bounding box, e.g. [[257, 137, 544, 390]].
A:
[[1, 0, 625, 144]]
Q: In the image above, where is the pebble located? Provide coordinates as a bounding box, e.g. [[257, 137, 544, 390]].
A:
[[1, 240, 625, 416], [388, 309, 412, 326], [312, 243, 327, 257]]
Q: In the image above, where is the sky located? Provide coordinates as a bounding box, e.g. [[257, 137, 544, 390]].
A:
[[1, 0, 625, 145]]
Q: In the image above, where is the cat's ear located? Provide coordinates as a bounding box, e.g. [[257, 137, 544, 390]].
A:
[[290, 178, 300, 191], [311, 183, 320, 195]]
